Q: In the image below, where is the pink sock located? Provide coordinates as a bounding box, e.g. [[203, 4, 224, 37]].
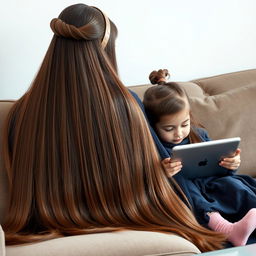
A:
[[208, 209, 256, 246]]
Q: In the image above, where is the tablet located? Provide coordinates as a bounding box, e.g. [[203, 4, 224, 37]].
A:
[[172, 137, 241, 179]]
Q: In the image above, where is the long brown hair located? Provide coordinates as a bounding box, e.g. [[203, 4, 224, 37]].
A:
[[2, 4, 226, 251], [144, 69, 203, 143]]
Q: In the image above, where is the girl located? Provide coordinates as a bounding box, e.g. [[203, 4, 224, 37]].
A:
[[2, 4, 226, 252], [143, 69, 256, 247]]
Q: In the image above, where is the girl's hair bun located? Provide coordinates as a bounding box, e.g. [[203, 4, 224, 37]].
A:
[[149, 69, 170, 85]]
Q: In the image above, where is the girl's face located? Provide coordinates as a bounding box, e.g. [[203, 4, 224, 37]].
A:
[[155, 104, 190, 144]]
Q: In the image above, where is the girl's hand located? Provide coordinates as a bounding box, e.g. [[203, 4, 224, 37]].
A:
[[162, 157, 182, 177], [219, 148, 241, 170]]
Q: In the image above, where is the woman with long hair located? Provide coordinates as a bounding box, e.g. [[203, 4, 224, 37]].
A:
[[2, 3, 226, 252]]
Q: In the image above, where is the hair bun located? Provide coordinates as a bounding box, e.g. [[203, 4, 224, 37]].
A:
[[149, 69, 170, 85]]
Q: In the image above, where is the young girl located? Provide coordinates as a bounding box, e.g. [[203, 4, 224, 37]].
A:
[[143, 69, 256, 247]]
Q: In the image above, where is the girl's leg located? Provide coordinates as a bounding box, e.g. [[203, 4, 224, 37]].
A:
[[208, 209, 256, 246]]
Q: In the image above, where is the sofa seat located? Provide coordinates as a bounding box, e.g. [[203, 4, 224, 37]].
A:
[[4, 230, 200, 256]]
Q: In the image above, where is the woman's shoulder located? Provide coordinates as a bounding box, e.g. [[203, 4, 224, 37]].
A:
[[193, 127, 211, 141], [129, 89, 144, 108]]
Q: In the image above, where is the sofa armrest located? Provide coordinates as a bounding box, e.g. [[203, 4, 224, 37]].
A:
[[0, 225, 6, 256]]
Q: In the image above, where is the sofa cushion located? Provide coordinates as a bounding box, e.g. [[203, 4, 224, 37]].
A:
[[5, 230, 200, 256], [192, 69, 256, 95], [181, 83, 256, 176], [185, 71, 256, 176]]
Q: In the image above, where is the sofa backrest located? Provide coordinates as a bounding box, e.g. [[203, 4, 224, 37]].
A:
[[129, 69, 256, 177]]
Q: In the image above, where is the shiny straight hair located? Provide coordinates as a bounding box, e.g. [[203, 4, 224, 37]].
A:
[[2, 4, 226, 252]]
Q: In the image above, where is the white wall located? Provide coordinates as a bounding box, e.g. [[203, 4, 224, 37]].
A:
[[1, 0, 256, 99]]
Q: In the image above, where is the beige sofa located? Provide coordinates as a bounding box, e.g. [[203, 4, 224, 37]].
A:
[[0, 69, 256, 255]]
